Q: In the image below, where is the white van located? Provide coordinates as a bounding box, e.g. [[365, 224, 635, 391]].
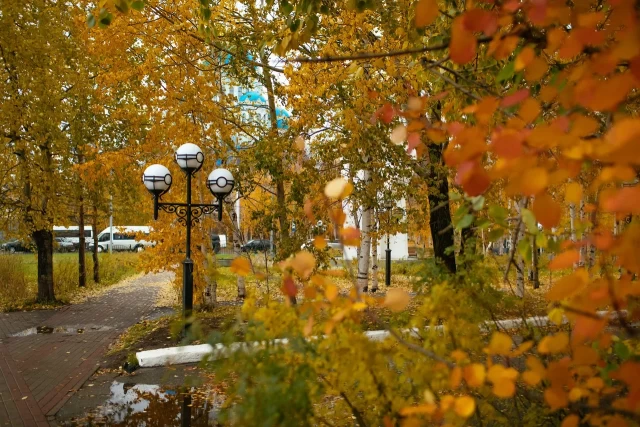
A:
[[90, 226, 154, 253]]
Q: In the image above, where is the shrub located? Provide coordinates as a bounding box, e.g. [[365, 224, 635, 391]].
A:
[[0, 255, 33, 309]]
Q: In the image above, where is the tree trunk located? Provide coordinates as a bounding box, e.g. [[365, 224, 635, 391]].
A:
[[78, 190, 86, 287], [460, 224, 476, 267], [33, 229, 55, 302], [426, 143, 456, 274], [531, 237, 540, 289], [92, 204, 99, 283], [232, 198, 246, 299], [356, 171, 372, 293], [514, 198, 526, 298], [260, 51, 289, 258], [370, 232, 379, 293]]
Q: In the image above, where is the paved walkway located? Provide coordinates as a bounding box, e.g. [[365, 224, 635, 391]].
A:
[[0, 272, 172, 426]]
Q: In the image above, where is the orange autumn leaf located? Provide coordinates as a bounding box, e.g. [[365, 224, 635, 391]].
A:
[[454, 396, 476, 418], [532, 193, 562, 229], [561, 415, 580, 427], [545, 387, 569, 411], [548, 250, 580, 270], [382, 288, 411, 312], [601, 186, 640, 215], [538, 332, 570, 354], [525, 57, 548, 82], [313, 235, 327, 249], [565, 182, 583, 204], [519, 167, 549, 195], [325, 283, 338, 302], [291, 251, 316, 279], [415, 0, 439, 28], [340, 227, 361, 246], [545, 268, 589, 301], [450, 16, 477, 64], [515, 46, 535, 70], [463, 364, 486, 388], [230, 257, 251, 276], [518, 98, 541, 123]]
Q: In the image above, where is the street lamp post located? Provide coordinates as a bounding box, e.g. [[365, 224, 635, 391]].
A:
[[384, 201, 393, 288], [142, 143, 234, 333]]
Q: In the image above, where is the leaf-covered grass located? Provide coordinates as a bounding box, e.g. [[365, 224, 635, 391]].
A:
[[0, 252, 140, 311]]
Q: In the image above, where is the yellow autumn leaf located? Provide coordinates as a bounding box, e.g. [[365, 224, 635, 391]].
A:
[[538, 332, 569, 354], [325, 283, 338, 302], [454, 396, 476, 418], [230, 257, 251, 276], [493, 378, 516, 398], [294, 135, 305, 151], [463, 364, 486, 388], [382, 288, 411, 312], [548, 308, 565, 325], [487, 332, 513, 355], [399, 403, 437, 416], [522, 370, 542, 386], [291, 251, 316, 279], [565, 182, 583, 204], [324, 178, 352, 199], [352, 302, 367, 311]]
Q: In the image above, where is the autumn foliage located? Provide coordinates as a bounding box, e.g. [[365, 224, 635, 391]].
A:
[[23, 0, 640, 424]]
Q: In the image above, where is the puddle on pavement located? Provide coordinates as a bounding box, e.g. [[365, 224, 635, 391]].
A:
[[73, 381, 221, 426], [11, 324, 112, 337]]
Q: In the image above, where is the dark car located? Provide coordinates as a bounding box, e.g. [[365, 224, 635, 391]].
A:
[[241, 239, 272, 252], [1, 239, 31, 253]]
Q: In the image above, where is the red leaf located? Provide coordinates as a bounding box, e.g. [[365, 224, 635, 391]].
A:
[[281, 276, 297, 297], [491, 128, 525, 159], [527, 0, 547, 25], [375, 103, 396, 124], [450, 16, 477, 65], [463, 9, 498, 36], [407, 132, 421, 153], [501, 89, 529, 107], [456, 161, 490, 196]]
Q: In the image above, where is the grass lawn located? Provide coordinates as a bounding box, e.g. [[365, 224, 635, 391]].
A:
[[0, 252, 141, 311]]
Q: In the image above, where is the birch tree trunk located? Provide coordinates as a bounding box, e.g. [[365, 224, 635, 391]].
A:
[[357, 169, 373, 293], [232, 196, 246, 299], [370, 232, 379, 293], [357, 201, 372, 293]]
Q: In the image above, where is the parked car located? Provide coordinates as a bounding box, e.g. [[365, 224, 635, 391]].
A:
[[1, 239, 31, 253], [88, 226, 154, 252], [54, 237, 75, 252], [241, 239, 272, 252]]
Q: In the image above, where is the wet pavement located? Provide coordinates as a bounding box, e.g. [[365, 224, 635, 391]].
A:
[[55, 365, 220, 426]]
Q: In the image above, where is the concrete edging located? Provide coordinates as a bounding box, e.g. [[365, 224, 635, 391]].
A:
[[136, 310, 618, 367]]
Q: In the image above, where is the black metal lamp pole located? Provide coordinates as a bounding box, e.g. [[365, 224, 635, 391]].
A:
[[143, 144, 235, 335], [385, 234, 391, 287]]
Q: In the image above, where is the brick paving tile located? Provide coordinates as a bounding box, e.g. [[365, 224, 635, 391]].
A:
[[0, 272, 171, 426]]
